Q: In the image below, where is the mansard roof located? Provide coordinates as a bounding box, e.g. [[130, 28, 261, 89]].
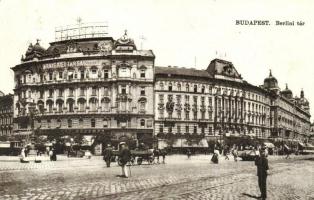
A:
[[155, 66, 212, 79]]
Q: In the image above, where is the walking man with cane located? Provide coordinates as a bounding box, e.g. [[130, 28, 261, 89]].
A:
[[119, 142, 131, 178], [255, 146, 269, 199]]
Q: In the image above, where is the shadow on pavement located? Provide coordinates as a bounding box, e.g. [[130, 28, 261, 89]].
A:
[[241, 193, 260, 199]]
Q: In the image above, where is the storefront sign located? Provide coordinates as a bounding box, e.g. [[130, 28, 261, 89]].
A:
[[43, 60, 102, 69]]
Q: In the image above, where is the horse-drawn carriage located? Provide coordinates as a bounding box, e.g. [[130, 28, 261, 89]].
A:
[[113, 149, 154, 165]]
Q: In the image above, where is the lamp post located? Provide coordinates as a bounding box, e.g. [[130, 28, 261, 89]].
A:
[[27, 102, 38, 145]]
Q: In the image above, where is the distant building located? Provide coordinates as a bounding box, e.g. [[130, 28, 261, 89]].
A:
[[0, 93, 13, 137]]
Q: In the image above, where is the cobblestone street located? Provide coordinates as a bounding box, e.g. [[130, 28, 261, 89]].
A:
[[0, 155, 314, 200]]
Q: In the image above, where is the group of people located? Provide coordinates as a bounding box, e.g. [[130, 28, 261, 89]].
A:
[[103, 143, 168, 178], [153, 148, 167, 164], [211, 145, 269, 199]]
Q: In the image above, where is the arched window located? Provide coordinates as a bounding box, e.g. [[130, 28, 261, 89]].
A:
[[140, 119, 145, 127], [46, 100, 53, 113], [56, 99, 64, 113], [101, 97, 110, 112], [78, 98, 86, 112], [89, 98, 98, 112], [186, 83, 189, 92], [67, 99, 75, 113]]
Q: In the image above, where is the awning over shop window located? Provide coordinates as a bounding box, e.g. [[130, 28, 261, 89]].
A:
[[264, 142, 275, 148], [172, 139, 208, 148]]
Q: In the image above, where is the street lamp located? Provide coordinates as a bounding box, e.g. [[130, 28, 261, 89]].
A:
[[27, 102, 38, 144]]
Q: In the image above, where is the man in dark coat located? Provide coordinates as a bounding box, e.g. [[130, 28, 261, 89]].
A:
[[119, 142, 131, 178], [103, 144, 113, 167], [255, 147, 269, 199]]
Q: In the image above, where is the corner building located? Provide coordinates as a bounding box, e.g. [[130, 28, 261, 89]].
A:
[[12, 28, 155, 147], [155, 59, 272, 150]]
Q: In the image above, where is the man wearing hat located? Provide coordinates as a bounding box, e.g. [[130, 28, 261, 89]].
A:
[[103, 144, 113, 167], [119, 142, 131, 178], [255, 147, 269, 199]]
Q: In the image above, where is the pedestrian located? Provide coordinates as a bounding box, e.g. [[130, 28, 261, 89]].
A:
[[224, 145, 230, 160], [211, 149, 219, 164], [160, 149, 167, 164], [103, 144, 113, 167], [232, 146, 238, 162], [284, 145, 291, 159], [20, 147, 29, 163], [153, 148, 160, 164], [49, 148, 53, 161], [187, 149, 192, 159], [119, 142, 131, 178], [255, 147, 269, 199]]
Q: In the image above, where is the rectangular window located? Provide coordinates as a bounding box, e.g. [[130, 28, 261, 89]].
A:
[[59, 71, 63, 79], [92, 87, 97, 96], [159, 95, 164, 103], [140, 70, 145, 78], [121, 86, 126, 94], [103, 87, 109, 96], [185, 125, 189, 134], [49, 89, 53, 98], [201, 127, 205, 134], [69, 88, 74, 96], [49, 72, 53, 81], [177, 125, 181, 134], [159, 125, 163, 133], [58, 89, 63, 97], [80, 88, 85, 96], [103, 119, 108, 128], [91, 119, 96, 128], [185, 112, 189, 120], [193, 112, 197, 120], [104, 70, 109, 78], [40, 91, 44, 99], [80, 70, 85, 79], [140, 87, 145, 96]]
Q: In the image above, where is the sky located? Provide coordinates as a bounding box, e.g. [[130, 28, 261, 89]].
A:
[[0, 0, 313, 118]]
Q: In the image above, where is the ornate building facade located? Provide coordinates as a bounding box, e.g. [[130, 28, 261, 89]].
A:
[[0, 92, 13, 137], [9, 24, 311, 150], [11, 26, 155, 147], [155, 60, 310, 149], [155, 59, 272, 149]]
